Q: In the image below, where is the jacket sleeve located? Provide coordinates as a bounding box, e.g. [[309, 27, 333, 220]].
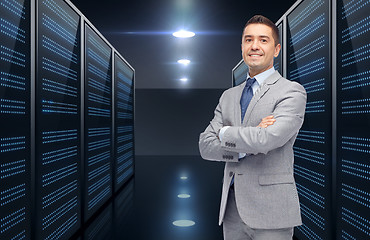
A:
[[220, 82, 307, 155], [199, 92, 239, 162]]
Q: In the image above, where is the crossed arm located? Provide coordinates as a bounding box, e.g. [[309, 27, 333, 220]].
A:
[[199, 84, 306, 162]]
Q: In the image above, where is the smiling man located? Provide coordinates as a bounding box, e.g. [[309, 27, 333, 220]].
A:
[[199, 15, 307, 240]]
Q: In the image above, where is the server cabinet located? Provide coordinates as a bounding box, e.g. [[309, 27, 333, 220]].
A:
[[84, 24, 113, 220], [232, 60, 248, 87], [0, 0, 31, 239], [35, 0, 82, 238], [336, 0, 370, 239], [286, 0, 332, 239], [113, 54, 134, 191], [274, 22, 283, 75]]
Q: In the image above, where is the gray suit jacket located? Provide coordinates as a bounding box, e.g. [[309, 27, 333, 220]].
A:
[[199, 71, 306, 229]]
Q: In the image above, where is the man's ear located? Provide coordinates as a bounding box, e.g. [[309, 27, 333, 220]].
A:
[[274, 43, 281, 57]]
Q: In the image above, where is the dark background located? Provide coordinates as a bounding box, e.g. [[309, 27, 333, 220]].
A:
[[72, 0, 297, 156]]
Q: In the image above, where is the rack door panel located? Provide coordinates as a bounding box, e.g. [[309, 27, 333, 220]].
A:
[[336, 0, 370, 239], [36, 0, 82, 238], [286, 0, 332, 239], [84, 24, 113, 220], [0, 0, 31, 239], [114, 54, 134, 191]]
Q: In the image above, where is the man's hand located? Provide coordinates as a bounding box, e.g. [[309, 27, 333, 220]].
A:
[[257, 115, 276, 128]]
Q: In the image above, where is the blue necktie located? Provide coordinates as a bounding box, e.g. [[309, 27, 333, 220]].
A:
[[231, 78, 256, 188], [240, 78, 256, 121]]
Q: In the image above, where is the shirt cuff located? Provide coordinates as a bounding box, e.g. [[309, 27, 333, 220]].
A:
[[239, 153, 246, 159], [218, 126, 230, 142]]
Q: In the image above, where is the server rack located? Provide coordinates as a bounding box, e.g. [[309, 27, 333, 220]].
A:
[[336, 0, 370, 239], [35, 0, 82, 238], [84, 23, 113, 221], [232, 0, 370, 239], [0, 0, 32, 239], [0, 0, 135, 239]]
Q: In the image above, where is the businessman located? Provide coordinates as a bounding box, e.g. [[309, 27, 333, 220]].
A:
[[199, 15, 306, 240]]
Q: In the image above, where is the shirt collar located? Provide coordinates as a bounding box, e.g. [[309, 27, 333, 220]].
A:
[[246, 67, 275, 86]]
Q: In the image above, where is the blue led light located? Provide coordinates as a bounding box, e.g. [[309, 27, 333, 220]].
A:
[[1, 45, 26, 67], [294, 146, 325, 165], [342, 159, 370, 180], [117, 151, 133, 164], [117, 159, 133, 174], [88, 174, 110, 195], [0, 207, 26, 233], [88, 92, 110, 106], [300, 203, 325, 230], [88, 77, 110, 94], [341, 43, 370, 67], [88, 107, 111, 118], [117, 81, 132, 94], [42, 35, 78, 63], [342, 15, 370, 43], [43, 0, 79, 29], [342, 183, 370, 209], [342, 0, 370, 19], [289, 57, 326, 81], [289, 0, 324, 30], [341, 230, 356, 240], [42, 57, 77, 80], [88, 35, 110, 58], [42, 78, 77, 97], [87, 163, 110, 181], [42, 13, 77, 46], [42, 180, 77, 209], [302, 78, 325, 94], [42, 197, 77, 230], [88, 151, 110, 167], [294, 164, 325, 187], [88, 186, 110, 210], [0, 183, 26, 206], [1, 0, 26, 19], [290, 13, 325, 47], [296, 223, 323, 240], [296, 130, 325, 144], [290, 35, 325, 63], [117, 167, 133, 184], [88, 63, 110, 81], [88, 48, 110, 69], [42, 163, 77, 187], [0, 18, 26, 43], [296, 183, 325, 209], [341, 207, 370, 236], [117, 72, 132, 85], [45, 214, 77, 240]]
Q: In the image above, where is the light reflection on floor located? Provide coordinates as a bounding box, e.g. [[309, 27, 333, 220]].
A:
[[72, 155, 225, 240]]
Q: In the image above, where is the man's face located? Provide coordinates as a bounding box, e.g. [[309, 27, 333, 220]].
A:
[[241, 23, 281, 77]]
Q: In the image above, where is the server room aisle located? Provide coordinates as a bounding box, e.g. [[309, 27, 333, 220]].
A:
[[72, 156, 225, 240]]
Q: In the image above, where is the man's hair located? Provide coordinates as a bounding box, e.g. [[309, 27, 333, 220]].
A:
[[243, 15, 280, 46]]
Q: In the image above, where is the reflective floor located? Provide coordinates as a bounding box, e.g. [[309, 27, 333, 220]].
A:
[[73, 155, 225, 240]]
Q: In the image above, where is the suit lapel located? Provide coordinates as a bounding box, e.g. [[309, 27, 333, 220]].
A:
[[243, 71, 282, 125]]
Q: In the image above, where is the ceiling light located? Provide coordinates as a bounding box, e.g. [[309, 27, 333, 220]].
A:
[[180, 78, 188, 82], [172, 30, 195, 38], [180, 176, 188, 180], [172, 220, 195, 227], [177, 59, 191, 65], [178, 194, 191, 199]]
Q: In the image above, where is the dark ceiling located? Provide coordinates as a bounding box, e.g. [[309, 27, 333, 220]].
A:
[[71, 0, 297, 89]]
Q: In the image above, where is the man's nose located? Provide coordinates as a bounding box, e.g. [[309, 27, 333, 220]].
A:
[[251, 40, 260, 49]]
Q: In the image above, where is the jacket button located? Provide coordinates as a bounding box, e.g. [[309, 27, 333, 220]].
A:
[[229, 172, 233, 177]]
